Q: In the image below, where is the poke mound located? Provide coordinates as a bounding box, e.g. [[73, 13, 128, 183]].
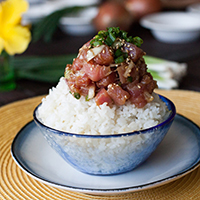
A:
[[65, 27, 158, 108]]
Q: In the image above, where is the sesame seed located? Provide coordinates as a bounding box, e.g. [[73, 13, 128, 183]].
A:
[[108, 84, 114, 89]]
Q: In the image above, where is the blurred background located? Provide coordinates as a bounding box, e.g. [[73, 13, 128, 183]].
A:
[[1, 0, 200, 106]]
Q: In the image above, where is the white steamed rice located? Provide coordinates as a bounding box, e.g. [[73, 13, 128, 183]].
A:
[[38, 77, 167, 135]]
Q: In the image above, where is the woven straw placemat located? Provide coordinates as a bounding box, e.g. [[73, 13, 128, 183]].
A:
[[1, 89, 200, 200]]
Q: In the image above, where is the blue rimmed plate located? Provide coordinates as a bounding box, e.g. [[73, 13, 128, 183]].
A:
[[11, 114, 200, 195]]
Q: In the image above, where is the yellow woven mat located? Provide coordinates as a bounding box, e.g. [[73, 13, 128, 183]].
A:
[[1, 89, 200, 200]]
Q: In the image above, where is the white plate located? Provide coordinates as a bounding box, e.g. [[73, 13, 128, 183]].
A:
[[11, 114, 200, 195]]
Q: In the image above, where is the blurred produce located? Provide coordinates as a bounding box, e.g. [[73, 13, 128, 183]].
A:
[[144, 56, 187, 89], [93, 1, 133, 31], [125, 0, 162, 20]]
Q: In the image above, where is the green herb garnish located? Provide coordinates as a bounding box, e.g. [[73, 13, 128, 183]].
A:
[[115, 55, 125, 64], [127, 76, 133, 82], [133, 37, 143, 47], [85, 95, 90, 101], [90, 27, 143, 48], [74, 92, 81, 99]]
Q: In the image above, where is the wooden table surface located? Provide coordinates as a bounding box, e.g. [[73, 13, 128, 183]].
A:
[[1, 23, 200, 107]]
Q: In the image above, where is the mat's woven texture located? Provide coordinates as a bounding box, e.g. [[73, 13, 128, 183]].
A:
[[1, 90, 200, 200]]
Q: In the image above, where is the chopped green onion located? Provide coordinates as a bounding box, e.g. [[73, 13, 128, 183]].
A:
[[115, 55, 125, 64], [108, 27, 120, 34], [74, 92, 81, 99], [90, 40, 103, 47], [114, 49, 128, 63], [105, 36, 114, 46], [126, 36, 133, 43], [109, 32, 116, 42], [123, 52, 128, 59], [98, 30, 108, 37], [90, 27, 143, 48], [118, 82, 122, 86], [121, 31, 127, 39], [127, 76, 133, 82], [115, 49, 123, 57], [133, 36, 143, 47], [85, 95, 90, 101]]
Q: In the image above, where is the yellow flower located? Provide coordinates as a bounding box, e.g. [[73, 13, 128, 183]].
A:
[[0, 0, 31, 55]]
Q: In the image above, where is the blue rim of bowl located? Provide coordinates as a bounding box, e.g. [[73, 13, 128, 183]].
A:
[[33, 94, 176, 138]]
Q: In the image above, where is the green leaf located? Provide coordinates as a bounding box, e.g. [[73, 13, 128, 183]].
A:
[[14, 54, 76, 83], [17, 69, 63, 82]]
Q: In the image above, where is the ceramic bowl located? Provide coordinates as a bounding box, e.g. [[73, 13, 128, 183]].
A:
[[59, 7, 98, 36], [187, 3, 200, 14], [33, 95, 176, 175], [140, 12, 200, 43]]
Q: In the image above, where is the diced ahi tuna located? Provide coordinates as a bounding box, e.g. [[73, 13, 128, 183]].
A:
[[95, 88, 113, 106], [96, 72, 118, 88], [122, 42, 145, 62], [83, 61, 111, 82], [93, 45, 114, 65], [107, 83, 130, 105]]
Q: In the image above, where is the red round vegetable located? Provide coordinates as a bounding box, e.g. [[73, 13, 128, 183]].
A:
[[93, 1, 133, 31], [125, 0, 162, 20]]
